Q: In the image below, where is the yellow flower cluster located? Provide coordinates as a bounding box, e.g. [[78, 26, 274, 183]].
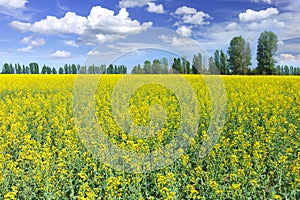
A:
[[0, 75, 299, 199]]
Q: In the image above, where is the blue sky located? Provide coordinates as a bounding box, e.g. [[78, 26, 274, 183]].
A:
[[0, 0, 300, 69]]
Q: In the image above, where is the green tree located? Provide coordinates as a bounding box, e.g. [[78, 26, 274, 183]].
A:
[[220, 50, 228, 74], [88, 65, 94, 74], [228, 36, 252, 75], [214, 50, 220, 73], [29, 62, 39, 74], [22, 65, 26, 74], [46, 66, 51, 74], [131, 66, 137, 74], [152, 59, 162, 74], [14, 63, 22, 74], [131, 64, 144, 74], [25, 66, 29, 74], [292, 66, 299, 75], [107, 64, 114, 74], [181, 57, 190, 74], [213, 50, 229, 74], [160, 57, 169, 74], [2, 63, 10, 74], [144, 60, 152, 74], [172, 58, 182, 73], [100, 64, 106, 74], [41, 65, 47, 74], [9, 63, 14, 74], [17, 64, 22, 74], [186, 61, 191, 74], [72, 64, 77, 74], [172, 58, 177, 73], [275, 65, 281, 75], [80, 66, 87, 74], [256, 31, 278, 75], [77, 65, 81, 74], [192, 53, 202, 74], [59, 67, 64, 74], [209, 56, 218, 74], [52, 68, 57, 74], [242, 42, 252, 75], [117, 65, 126, 74], [114, 65, 117, 74], [64, 64, 69, 74], [284, 65, 289, 75]]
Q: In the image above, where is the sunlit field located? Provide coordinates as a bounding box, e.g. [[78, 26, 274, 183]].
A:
[[0, 75, 299, 199]]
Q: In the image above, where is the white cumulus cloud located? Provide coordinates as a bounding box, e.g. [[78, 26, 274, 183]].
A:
[[51, 50, 71, 58], [16, 45, 33, 52], [16, 36, 45, 53], [246, 19, 285, 30], [119, 0, 151, 8], [10, 6, 152, 44], [22, 36, 45, 47], [176, 26, 192, 37], [182, 11, 211, 25], [87, 50, 102, 56], [239, 7, 279, 22], [11, 12, 87, 34], [280, 53, 296, 60], [86, 7, 152, 35], [64, 40, 78, 47], [158, 34, 200, 48], [147, 3, 164, 14], [175, 6, 197, 15], [251, 0, 272, 4], [0, 0, 27, 9], [174, 6, 211, 26]]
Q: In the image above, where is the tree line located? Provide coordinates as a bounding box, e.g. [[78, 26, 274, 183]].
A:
[[131, 31, 299, 75], [131, 54, 205, 74], [209, 31, 300, 75], [1, 31, 299, 75], [1, 63, 127, 74]]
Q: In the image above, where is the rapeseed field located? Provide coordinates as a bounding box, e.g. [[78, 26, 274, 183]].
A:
[[0, 75, 299, 199]]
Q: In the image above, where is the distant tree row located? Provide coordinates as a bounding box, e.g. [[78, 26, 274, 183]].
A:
[[1, 63, 127, 74], [132, 58, 169, 74], [207, 31, 300, 75], [131, 31, 299, 75], [1, 31, 299, 76], [105, 64, 127, 74], [171, 54, 210, 74], [274, 65, 300, 75], [1, 63, 40, 74], [131, 54, 206, 74], [41, 65, 57, 74]]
